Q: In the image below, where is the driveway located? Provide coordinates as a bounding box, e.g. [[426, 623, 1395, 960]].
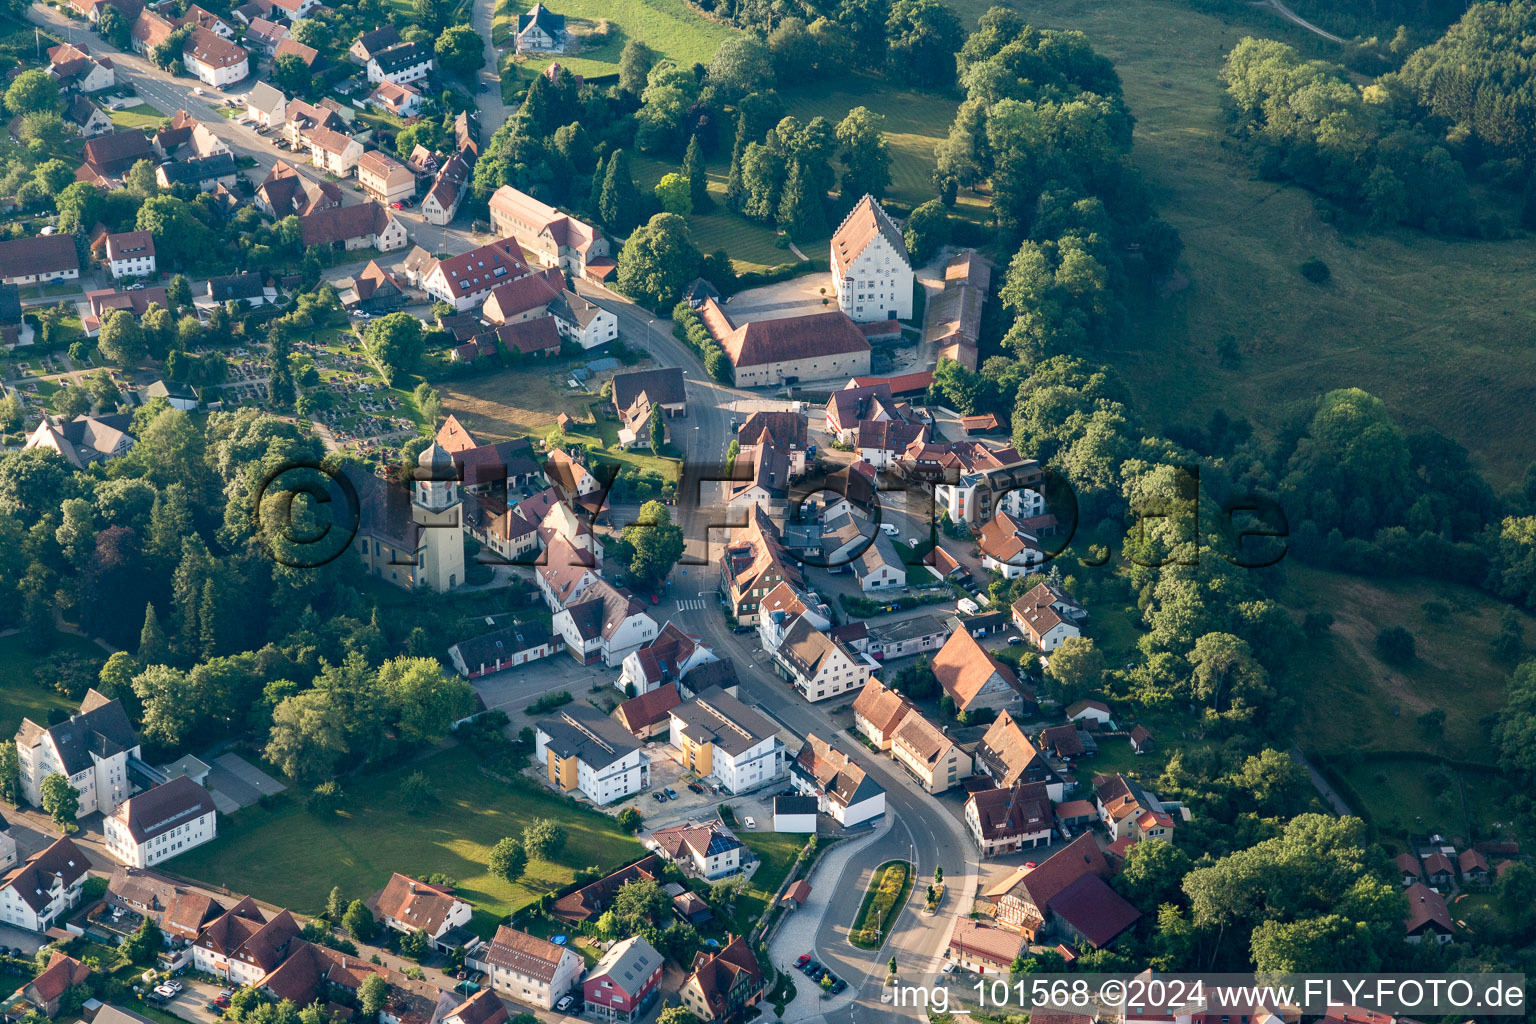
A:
[[157, 979, 228, 1024]]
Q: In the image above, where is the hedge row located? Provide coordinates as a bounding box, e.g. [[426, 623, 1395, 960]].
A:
[[670, 301, 734, 384]]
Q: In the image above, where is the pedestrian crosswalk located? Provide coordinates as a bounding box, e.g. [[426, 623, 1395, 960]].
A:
[[674, 598, 707, 612]]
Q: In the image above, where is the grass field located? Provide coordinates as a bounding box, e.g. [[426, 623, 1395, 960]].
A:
[[849, 859, 912, 949], [440, 365, 601, 439], [1283, 565, 1532, 759], [628, 154, 797, 272], [494, 0, 738, 81], [1002, 0, 1536, 486], [172, 745, 643, 931], [0, 634, 101, 741], [108, 103, 167, 130]]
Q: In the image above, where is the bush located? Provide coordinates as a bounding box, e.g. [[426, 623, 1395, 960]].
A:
[[527, 690, 574, 715], [1300, 258, 1331, 284], [1375, 625, 1416, 665]]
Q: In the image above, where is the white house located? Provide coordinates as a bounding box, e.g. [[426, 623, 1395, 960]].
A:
[[447, 621, 559, 678], [357, 150, 416, 206], [371, 873, 474, 951], [420, 238, 532, 311], [367, 41, 434, 85], [977, 511, 1046, 579], [791, 734, 886, 827], [668, 686, 786, 795], [771, 616, 873, 703], [304, 126, 364, 177], [553, 580, 658, 667], [182, 29, 248, 87], [1064, 699, 1112, 726], [192, 899, 301, 986], [617, 622, 716, 696], [103, 776, 217, 868], [535, 703, 649, 804], [245, 82, 286, 127], [104, 230, 155, 279], [367, 80, 422, 118], [468, 926, 584, 1009], [514, 2, 565, 51], [0, 838, 90, 933], [830, 195, 913, 322], [0, 235, 80, 287], [852, 533, 906, 593], [1011, 582, 1085, 653], [421, 153, 470, 226], [47, 42, 116, 93], [650, 820, 743, 880], [15, 689, 139, 818], [270, 0, 321, 20]]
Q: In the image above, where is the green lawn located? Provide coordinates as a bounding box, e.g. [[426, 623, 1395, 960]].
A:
[[628, 153, 798, 272], [495, 0, 738, 80], [849, 859, 912, 949], [1002, 0, 1536, 486], [0, 634, 100, 741], [172, 745, 644, 932], [108, 103, 167, 130], [723, 830, 809, 935]]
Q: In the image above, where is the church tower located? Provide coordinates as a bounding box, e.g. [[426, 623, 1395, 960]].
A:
[[412, 441, 465, 593]]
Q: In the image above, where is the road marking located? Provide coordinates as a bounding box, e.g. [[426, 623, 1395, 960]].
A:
[[674, 599, 705, 611]]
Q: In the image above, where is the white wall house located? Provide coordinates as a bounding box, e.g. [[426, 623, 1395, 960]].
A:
[[372, 873, 474, 950], [15, 689, 139, 818], [105, 231, 156, 280], [771, 616, 873, 703], [830, 195, 913, 322], [367, 41, 434, 84], [182, 30, 248, 87], [667, 688, 786, 795], [550, 291, 619, 349], [103, 777, 217, 868], [468, 926, 585, 1009], [0, 838, 89, 933], [536, 703, 649, 804], [553, 581, 658, 668]]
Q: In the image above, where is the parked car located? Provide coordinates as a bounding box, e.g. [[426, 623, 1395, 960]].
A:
[[650, 594, 661, 606], [831, 979, 847, 994], [801, 960, 819, 975], [794, 954, 811, 968], [664, 787, 678, 799], [744, 816, 757, 829], [880, 523, 899, 536], [687, 782, 703, 793], [651, 791, 666, 802], [941, 962, 956, 975], [1007, 636, 1024, 645], [555, 996, 575, 1012]]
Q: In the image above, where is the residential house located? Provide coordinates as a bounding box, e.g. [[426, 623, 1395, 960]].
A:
[[726, 443, 792, 517], [946, 919, 1024, 976], [614, 683, 682, 740], [421, 238, 532, 311], [1011, 582, 1086, 653], [965, 783, 1054, 856], [24, 952, 92, 1015], [481, 267, 564, 325], [349, 25, 401, 63], [300, 202, 408, 253], [103, 776, 217, 867], [103, 230, 155, 279], [1039, 724, 1091, 761], [852, 532, 906, 592], [617, 621, 715, 696], [650, 820, 744, 880], [106, 866, 226, 942], [488, 186, 611, 278], [181, 4, 232, 35], [256, 161, 340, 218], [341, 260, 408, 313], [514, 2, 565, 51], [977, 511, 1046, 579], [1421, 851, 1454, 887], [678, 936, 765, 1023], [825, 381, 911, 443], [129, 8, 175, 54], [0, 837, 90, 933], [206, 272, 272, 305], [367, 80, 421, 117], [0, 813, 15, 872], [668, 686, 785, 794], [551, 856, 662, 923], [1404, 883, 1453, 944], [302, 126, 363, 176], [1095, 774, 1177, 843], [701, 299, 870, 387], [736, 411, 808, 477], [154, 152, 238, 190], [370, 874, 474, 952], [357, 150, 415, 205], [15, 689, 139, 816], [270, 0, 322, 20], [536, 702, 649, 804], [24, 412, 135, 466], [47, 42, 115, 93], [915, 441, 1043, 527], [82, 286, 165, 334], [924, 249, 991, 370], [931, 628, 1029, 717], [772, 616, 873, 703], [611, 366, 685, 447], [890, 710, 971, 794], [773, 796, 817, 834], [1460, 849, 1490, 884], [367, 41, 434, 85], [64, 96, 112, 138], [986, 832, 1138, 948], [756, 583, 832, 656], [866, 614, 949, 660], [281, 99, 343, 147], [1129, 724, 1154, 754], [851, 679, 914, 751], [467, 926, 583, 1009], [791, 734, 885, 827], [422, 152, 471, 225], [0, 234, 80, 286], [191, 898, 301, 986], [973, 711, 1064, 799], [1393, 853, 1423, 886], [439, 989, 507, 1024], [553, 579, 657, 667], [831, 194, 914, 322], [182, 29, 248, 87], [243, 18, 289, 54], [857, 418, 929, 470], [582, 936, 663, 1023], [1064, 699, 1111, 726], [548, 289, 618, 348], [67, 0, 142, 22], [447, 621, 557, 678], [718, 506, 803, 626], [274, 37, 320, 70]]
